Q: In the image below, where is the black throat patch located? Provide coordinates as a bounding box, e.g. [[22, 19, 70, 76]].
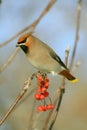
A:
[[20, 45, 28, 53]]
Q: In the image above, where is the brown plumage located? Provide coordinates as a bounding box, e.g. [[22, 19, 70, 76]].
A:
[[16, 34, 78, 82]]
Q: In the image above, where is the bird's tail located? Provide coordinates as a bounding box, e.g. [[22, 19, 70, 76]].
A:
[[59, 70, 78, 82]]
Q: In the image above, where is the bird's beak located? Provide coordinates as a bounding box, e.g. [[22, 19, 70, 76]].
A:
[[16, 43, 25, 47], [16, 44, 20, 47]]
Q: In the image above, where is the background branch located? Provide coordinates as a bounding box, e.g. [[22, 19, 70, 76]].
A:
[[69, 0, 82, 70], [0, 0, 56, 48], [0, 0, 84, 130], [0, 48, 20, 73], [0, 0, 56, 73], [0, 72, 37, 125], [48, 46, 70, 130], [48, 0, 82, 129], [0, 0, 57, 127]]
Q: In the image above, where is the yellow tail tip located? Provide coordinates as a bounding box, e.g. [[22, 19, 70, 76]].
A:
[[71, 78, 78, 83]]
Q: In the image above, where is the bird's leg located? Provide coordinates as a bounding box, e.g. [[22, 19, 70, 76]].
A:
[[36, 71, 47, 78]]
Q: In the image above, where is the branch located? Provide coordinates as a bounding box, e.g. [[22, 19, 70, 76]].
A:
[[0, 0, 57, 125], [0, 72, 37, 125], [48, 0, 82, 129], [48, 46, 70, 130], [0, 0, 56, 48], [0, 0, 56, 73], [0, 48, 20, 73], [69, 0, 82, 70], [42, 89, 61, 130]]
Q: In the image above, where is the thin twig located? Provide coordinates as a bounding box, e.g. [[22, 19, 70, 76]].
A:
[[16, 87, 35, 108], [42, 90, 60, 130], [0, 0, 56, 48], [0, 48, 20, 73], [0, 0, 56, 73], [27, 100, 36, 130], [69, 0, 82, 70], [0, 73, 37, 125], [49, 46, 70, 130], [0, 0, 57, 127], [48, 0, 82, 129], [27, 72, 49, 130], [42, 46, 70, 130]]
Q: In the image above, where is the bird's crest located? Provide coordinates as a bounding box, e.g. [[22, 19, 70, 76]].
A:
[[18, 33, 31, 44]]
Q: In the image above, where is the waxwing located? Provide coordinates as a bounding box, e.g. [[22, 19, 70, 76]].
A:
[[16, 34, 78, 82]]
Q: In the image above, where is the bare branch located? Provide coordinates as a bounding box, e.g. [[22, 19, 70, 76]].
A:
[[69, 0, 82, 70], [48, 45, 70, 130], [0, 0, 56, 48], [48, 1, 82, 129], [42, 89, 61, 130], [0, 48, 20, 73], [0, 0, 56, 73], [0, 72, 37, 125], [0, 1, 82, 129], [42, 46, 70, 130]]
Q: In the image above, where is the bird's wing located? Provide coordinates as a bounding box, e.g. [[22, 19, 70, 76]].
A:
[[41, 41, 69, 71], [50, 51, 69, 71]]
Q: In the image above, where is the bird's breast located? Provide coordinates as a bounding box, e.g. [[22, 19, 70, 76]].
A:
[[27, 51, 61, 73]]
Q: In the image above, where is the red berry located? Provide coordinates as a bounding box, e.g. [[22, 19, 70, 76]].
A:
[[40, 94, 45, 100], [40, 81, 45, 86], [34, 93, 40, 100], [44, 82, 49, 88], [37, 76, 43, 82], [46, 105, 51, 109], [47, 104, 54, 110], [37, 88, 42, 92], [44, 91, 49, 97], [37, 106, 43, 112], [50, 105, 55, 109], [41, 87, 47, 92], [42, 106, 47, 111], [45, 78, 49, 83]]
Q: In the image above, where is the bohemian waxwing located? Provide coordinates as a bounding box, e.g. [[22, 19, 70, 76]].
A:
[[16, 34, 78, 82]]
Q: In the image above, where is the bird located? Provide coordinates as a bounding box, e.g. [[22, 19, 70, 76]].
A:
[[16, 33, 78, 82]]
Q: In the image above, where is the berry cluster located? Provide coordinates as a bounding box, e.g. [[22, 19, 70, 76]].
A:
[[34, 75, 54, 112], [37, 104, 54, 112]]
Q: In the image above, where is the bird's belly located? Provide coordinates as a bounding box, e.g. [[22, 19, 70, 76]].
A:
[[27, 55, 61, 73]]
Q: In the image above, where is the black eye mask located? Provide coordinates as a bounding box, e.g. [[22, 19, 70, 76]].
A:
[[17, 38, 27, 44], [20, 45, 28, 53]]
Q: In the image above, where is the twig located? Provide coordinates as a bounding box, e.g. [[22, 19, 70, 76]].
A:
[[0, 0, 56, 73], [0, 0, 57, 127], [0, 73, 36, 125], [48, 0, 82, 129], [69, 0, 82, 70], [0, 48, 20, 73], [48, 46, 70, 130], [27, 100, 36, 130], [42, 90, 60, 130], [42, 46, 70, 130], [16, 87, 36, 108], [27, 72, 48, 130], [0, 0, 56, 48]]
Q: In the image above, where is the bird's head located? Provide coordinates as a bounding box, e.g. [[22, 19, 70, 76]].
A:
[[16, 33, 31, 53]]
